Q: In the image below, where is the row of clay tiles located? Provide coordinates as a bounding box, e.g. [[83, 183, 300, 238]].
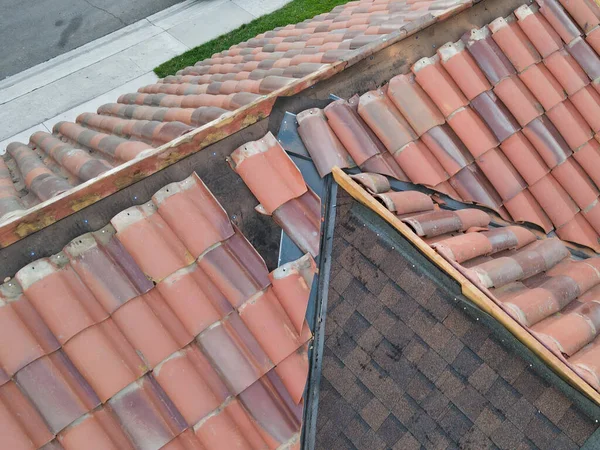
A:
[[347, 170, 600, 399], [0, 172, 316, 450], [0, 0, 469, 224], [287, 0, 600, 252]]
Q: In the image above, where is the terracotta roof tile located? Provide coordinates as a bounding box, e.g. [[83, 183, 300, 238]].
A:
[[461, 26, 516, 85], [296, 107, 354, 174], [357, 88, 418, 153], [536, 0, 583, 44], [567, 35, 600, 81], [447, 106, 498, 157], [503, 189, 554, 232], [393, 140, 448, 186], [412, 55, 468, 117], [470, 90, 520, 143], [529, 173, 580, 227], [570, 85, 600, 133], [0, 172, 311, 448], [519, 61, 567, 110], [387, 73, 445, 136], [546, 99, 594, 150], [229, 133, 321, 257], [493, 75, 544, 127], [421, 124, 473, 176], [476, 148, 527, 202], [489, 15, 542, 73], [522, 115, 572, 168], [500, 131, 549, 186], [437, 40, 491, 100], [515, 4, 563, 58], [544, 47, 589, 96]]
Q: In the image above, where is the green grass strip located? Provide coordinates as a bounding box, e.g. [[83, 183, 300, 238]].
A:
[[153, 0, 349, 78]]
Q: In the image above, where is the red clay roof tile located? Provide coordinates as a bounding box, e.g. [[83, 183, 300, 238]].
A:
[[470, 90, 520, 143], [0, 170, 311, 448], [461, 26, 516, 85], [489, 15, 542, 73], [421, 124, 473, 176], [296, 107, 354, 173], [412, 55, 468, 117], [500, 131, 549, 185], [228, 132, 308, 215], [357, 88, 418, 153], [515, 4, 563, 58], [570, 85, 600, 133], [437, 40, 491, 100], [493, 75, 544, 127], [387, 73, 445, 136], [537, 0, 583, 44], [522, 115, 572, 168], [530, 173, 580, 227], [447, 106, 498, 157], [544, 47, 589, 95], [392, 140, 448, 186], [476, 147, 527, 202]]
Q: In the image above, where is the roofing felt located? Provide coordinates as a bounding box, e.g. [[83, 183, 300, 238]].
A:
[[0, 0, 471, 230], [316, 193, 599, 449], [294, 0, 600, 253], [0, 172, 316, 450]]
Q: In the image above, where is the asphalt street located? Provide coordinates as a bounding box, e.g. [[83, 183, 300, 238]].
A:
[[0, 0, 186, 79]]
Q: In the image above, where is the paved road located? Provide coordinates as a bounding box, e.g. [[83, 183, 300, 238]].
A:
[[0, 0, 186, 80]]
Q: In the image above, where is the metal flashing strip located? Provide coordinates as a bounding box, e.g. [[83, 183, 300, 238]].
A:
[[301, 175, 337, 450]]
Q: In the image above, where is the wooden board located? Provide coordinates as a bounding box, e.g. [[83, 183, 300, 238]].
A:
[[332, 166, 600, 407]]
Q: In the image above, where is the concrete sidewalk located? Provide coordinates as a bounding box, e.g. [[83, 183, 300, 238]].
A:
[[0, 0, 289, 151]]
